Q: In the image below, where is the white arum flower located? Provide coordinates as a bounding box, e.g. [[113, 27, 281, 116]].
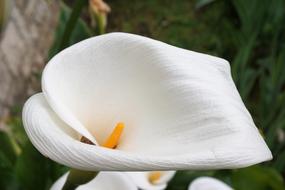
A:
[[50, 172, 137, 190], [126, 171, 176, 190], [22, 32, 272, 171], [188, 177, 232, 190]]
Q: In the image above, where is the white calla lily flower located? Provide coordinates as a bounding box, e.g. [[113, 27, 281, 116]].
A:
[[188, 177, 233, 190], [50, 172, 137, 190], [126, 171, 176, 190], [22, 32, 272, 171]]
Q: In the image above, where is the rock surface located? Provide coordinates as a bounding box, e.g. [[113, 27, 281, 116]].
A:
[[0, 0, 59, 123]]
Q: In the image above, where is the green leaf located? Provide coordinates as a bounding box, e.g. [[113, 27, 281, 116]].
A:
[[15, 142, 53, 190], [48, 2, 92, 59], [195, 0, 216, 10], [6, 115, 28, 148], [0, 131, 18, 164], [62, 169, 98, 190], [273, 150, 285, 172], [58, 0, 89, 51], [231, 166, 285, 190], [0, 150, 15, 189]]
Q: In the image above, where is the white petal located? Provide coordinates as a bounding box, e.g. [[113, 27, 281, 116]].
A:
[[24, 33, 272, 171], [188, 177, 232, 190], [125, 171, 176, 190], [50, 172, 137, 190], [155, 171, 176, 185]]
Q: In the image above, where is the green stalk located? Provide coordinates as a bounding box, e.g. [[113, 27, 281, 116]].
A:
[[62, 169, 98, 190], [0, 131, 21, 163], [58, 0, 88, 51], [95, 14, 106, 35], [0, 0, 10, 31], [0, 0, 4, 30]]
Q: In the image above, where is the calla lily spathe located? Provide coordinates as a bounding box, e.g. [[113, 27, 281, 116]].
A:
[[51, 171, 175, 190], [188, 177, 232, 190], [22, 32, 272, 171], [50, 172, 136, 190], [126, 171, 176, 190]]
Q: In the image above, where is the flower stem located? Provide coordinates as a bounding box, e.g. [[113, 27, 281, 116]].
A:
[[62, 169, 98, 190], [95, 14, 106, 35], [59, 0, 88, 51]]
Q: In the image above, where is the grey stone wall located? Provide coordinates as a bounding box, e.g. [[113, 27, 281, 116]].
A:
[[0, 0, 59, 123]]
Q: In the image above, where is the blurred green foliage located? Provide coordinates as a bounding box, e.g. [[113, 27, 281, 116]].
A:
[[0, 0, 285, 189], [167, 166, 284, 190], [48, 2, 91, 59]]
